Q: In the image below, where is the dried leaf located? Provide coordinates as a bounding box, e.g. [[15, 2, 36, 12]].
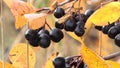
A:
[[0, 61, 15, 68], [24, 13, 48, 29], [9, 43, 36, 68], [43, 52, 59, 68], [88, 2, 120, 26], [106, 60, 120, 68], [81, 44, 110, 68]]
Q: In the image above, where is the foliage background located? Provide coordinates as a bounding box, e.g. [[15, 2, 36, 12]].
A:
[[1, 0, 120, 67]]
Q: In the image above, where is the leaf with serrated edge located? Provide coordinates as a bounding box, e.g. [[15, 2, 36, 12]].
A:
[[9, 43, 36, 68], [88, 2, 120, 26]]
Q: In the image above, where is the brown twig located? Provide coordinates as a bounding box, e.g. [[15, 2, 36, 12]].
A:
[[58, 0, 74, 6], [103, 51, 120, 60]]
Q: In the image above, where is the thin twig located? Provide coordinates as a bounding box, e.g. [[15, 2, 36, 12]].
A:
[[103, 51, 120, 60], [58, 0, 74, 6]]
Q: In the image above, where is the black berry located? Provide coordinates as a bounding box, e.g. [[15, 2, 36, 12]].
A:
[[74, 21, 85, 36], [25, 29, 39, 47], [115, 33, 120, 47], [102, 23, 114, 34], [38, 34, 51, 48], [25, 29, 38, 41], [54, 7, 65, 18], [84, 9, 94, 17], [50, 28, 64, 42], [75, 14, 87, 23], [53, 57, 65, 68], [108, 25, 120, 39], [55, 21, 64, 29], [64, 18, 76, 31], [38, 29, 49, 35], [95, 26, 102, 31]]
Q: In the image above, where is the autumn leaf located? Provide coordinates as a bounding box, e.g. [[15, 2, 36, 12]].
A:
[[24, 13, 48, 29], [9, 43, 36, 68], [106, 60, 120, 68], [3, 0, 36, 29], [0, 61, 15, 68], [43, 52, 59, 68], [81, 44, 110, 68], [88, 2, 120, 26]]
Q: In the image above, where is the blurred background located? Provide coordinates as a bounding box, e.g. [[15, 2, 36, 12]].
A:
[[1, 0, 120, 67]]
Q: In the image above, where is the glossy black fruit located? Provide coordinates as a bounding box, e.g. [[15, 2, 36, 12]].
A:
[[108, 25, 120, 39], [53, 57, 65, 68], [84, 9, 94, 17], [55, 21, 64, 29], [95, 26, 102, 31], [74, 21, 85, 36], [64, 18, 76, 31], [25, 29, 39, 47], [38, 34, 51, 48], [50, 28, 64, 42], [102, 23, 114, 34], [75, 14, 87, 23], [25, 29, 38, 41], [54, 7, 65, 18], [38, 29, 49, 35], [115, 33, 120, 47]]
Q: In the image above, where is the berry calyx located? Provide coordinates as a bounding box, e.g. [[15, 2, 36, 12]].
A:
[[115, 33, 120, 47], [53, 57, 65, 68], [50, 28, 64, 42], [54, 7, 65, 18]]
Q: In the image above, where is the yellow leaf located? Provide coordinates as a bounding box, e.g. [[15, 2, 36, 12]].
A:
[[15, 16, 27, 29], [88, 2, 120, 26], [9, 43, 36, 68], [106, 60, 120, 68], [24, 13, 48, 29], [43, 52, 59, 68], [81, 44, 110, 68], [0, 61, 15, 68]]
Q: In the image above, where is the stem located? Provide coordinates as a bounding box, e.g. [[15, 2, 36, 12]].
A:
[[58, 0, 74, 6], [103, 51, 120, 60], [45, 19, 52, 30]]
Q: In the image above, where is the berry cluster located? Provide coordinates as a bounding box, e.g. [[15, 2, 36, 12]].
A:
[[95, 22, 120, 47], [25, 27, 64, 48], [25, 7, 94, 48], [53, 56, 85, 68], [54, 7, 94, 37]]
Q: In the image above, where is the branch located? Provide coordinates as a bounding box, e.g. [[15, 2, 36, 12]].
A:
[[103, 51, 120, 60], [58, 0, 74, 6]]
